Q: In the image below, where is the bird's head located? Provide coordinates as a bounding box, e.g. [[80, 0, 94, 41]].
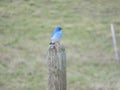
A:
[[55, 26, 62, 31]]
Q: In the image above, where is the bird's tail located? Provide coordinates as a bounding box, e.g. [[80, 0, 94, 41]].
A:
[[49, 42, 55, 45]]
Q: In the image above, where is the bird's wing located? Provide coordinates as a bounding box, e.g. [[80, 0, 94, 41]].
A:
[[51, 31, 62, 41], [52, 30, 56, 37]]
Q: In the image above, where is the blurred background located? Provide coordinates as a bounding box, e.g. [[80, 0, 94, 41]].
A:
[[0, 0, 120, 90]]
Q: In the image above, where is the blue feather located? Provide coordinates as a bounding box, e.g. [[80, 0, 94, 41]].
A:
[[50, 26, 62, 44]]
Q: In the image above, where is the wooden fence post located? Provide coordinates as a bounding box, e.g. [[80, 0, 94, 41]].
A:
[[47, 44, 66, 90], [111, 24, 119, 63]]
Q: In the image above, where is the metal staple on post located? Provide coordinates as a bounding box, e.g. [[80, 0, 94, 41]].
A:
[[47, 44, 66, 90]]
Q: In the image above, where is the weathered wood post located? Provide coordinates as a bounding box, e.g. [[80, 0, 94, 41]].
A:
[[47, 44, 66, 90], [111, 24, 119, 63]]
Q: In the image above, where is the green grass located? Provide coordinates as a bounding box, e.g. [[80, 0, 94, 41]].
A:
[[0, 0, 120, 90]]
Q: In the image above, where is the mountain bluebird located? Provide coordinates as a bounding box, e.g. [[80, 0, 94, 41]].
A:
[[50, 26, 62, 45]]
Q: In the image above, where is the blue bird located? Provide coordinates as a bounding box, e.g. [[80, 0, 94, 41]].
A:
[[50, 26, 62, 45]]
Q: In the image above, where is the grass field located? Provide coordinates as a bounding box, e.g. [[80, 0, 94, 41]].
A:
[[0, 0, 120, 90]]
